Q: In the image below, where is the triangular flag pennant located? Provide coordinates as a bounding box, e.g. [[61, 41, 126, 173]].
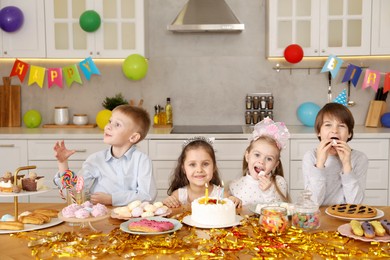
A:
[[9, 59, 29, 83], [362, 69, 381, 91], [333, 89, 348, 106], [341, 64, 363, 87], [384, 72, 390, 94], [47, 68, 63, 89], [321, 55, 344, 78], [28, 65, 46, 88], [79, 57, 100, 80], [63, 64, 82, 87]]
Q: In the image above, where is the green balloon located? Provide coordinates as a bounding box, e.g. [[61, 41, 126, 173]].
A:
[[23, 110, 42, 128], [122, 54, 148, 81], [79, 10, 101, 32]]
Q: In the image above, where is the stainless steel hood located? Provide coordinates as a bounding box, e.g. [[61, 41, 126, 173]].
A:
[[167, 0, 245, 32]]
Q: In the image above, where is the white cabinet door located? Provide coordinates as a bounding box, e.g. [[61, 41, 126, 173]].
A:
[[0, 0, 45, 57], [45, 0, 145, 58], [371, 0, 390, 54], [363, 190, 387, 206], [267, 0, 371, 57]]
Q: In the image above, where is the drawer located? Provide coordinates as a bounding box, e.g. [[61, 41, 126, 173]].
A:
[[290, 160, 388, 189], [152, 161, 176, 189], [28, 140, 108, 160], [149, 139, 248, 160], [290, 139, 389, 160]]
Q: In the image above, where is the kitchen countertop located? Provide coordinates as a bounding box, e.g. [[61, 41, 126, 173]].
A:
[[1, 125, 390, 139]]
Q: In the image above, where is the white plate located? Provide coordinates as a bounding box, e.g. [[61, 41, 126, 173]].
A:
[[338, 222, 390, 242], [325, 208, 384, 221], [182, 215, 243, 229], [0, 218, 63, 234], [111, 209, 172, 220], [120, 216, 182, 235], [0, 188, 50, 197], [58, 211, 110, 223], [248, 203, 294, 216]]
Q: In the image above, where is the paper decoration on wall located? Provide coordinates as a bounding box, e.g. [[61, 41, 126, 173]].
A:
[[341, 64, 362, 87], [9, 59, 29, 82], [362, 69, 381, 91], [47, 68, 63, 88], [79, 57, 100, 80], [321, 55, 344, 78], [8, 57, 99, 89], [321, 55, 390, 94], [333, 89, 347, 106], [28, 65, 45, 88], [63, 64, 82, 87]]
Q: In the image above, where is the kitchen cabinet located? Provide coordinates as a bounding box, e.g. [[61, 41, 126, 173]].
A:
[[267, 0, 371, 57], [149, 139, 249, 201], [0, 0, 45, 58], [45, 0, 145, 58], [289, 138, 389, 206], [371, 0, 390, 55], [0, 140, 28, 202]]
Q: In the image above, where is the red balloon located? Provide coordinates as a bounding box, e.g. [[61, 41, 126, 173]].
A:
[[284, 44, 304, 63]]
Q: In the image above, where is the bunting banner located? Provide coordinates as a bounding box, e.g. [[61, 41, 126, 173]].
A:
[[8, 57, 100, 89], [79, 57, 100, 80], [341, 64, 362, 87], [321, 55, 344, 78], [28, 65, 46, 88], [362, 69, 381, 91], [384, 73, 390, 94]]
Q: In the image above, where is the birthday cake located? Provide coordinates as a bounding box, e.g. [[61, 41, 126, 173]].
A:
[[191, 197, 236, 226]]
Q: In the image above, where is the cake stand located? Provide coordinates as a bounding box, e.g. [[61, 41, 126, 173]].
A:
[[13, 165, 37, 217], [58, 212, 110, 232]]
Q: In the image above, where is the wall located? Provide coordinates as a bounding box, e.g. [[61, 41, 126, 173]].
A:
[[0, 0, 388, 127]]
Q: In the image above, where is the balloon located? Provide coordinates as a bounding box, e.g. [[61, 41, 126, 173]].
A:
[[122, 54, 148, 81], [96, 109, 112, 130], [0, 6, 24, 32], [79, 10, 101, 32], [381, 113, 390, 128], [23, 110, 42, 128], [297, 102, 320, 127], [284, 44, 304, 64]]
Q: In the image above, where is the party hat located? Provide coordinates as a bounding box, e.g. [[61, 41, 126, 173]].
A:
[[332, 89, 347, 106]]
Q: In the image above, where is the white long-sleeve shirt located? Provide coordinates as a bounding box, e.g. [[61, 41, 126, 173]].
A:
[[302, 148, 368, 206], [54, 145, 157, 206], [229, 174, 287, 206]]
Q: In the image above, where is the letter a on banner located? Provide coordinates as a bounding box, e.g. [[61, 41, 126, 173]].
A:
[[362, 69, 381, 91], [47, 68, 63, 89], [9, 59, 29, 82], [28, 65, 46, 88]]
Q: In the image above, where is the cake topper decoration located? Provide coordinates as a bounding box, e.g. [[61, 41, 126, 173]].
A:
[[251, 117, 290, 150], [182, 136, 215, 148]]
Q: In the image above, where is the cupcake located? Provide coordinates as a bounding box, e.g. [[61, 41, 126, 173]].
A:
[[21, 172, 44, 191], [0, 180, 13, 193]]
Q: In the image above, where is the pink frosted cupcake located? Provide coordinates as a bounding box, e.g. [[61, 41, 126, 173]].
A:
[[91, 203, 108, 217], [74, 208, 90, 219], [62, 204, 82, 218]]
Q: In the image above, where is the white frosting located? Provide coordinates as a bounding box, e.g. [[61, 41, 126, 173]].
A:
[[191, 197, 236, 226], [0, 180, 12, 188]]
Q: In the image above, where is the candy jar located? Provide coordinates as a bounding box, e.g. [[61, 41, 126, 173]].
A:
[[259, 206, 289, 235], [292, 190, 320, 230]]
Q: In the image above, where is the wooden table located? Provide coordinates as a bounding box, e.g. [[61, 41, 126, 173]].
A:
[[0, 203, 389, 259]]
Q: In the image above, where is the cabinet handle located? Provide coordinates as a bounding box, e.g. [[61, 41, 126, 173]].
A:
[[90, 51, 93, 55], [3, 51, 7, 55], [321, 49, 326, 53], [74, 149, 87, 153], [314, 49, 318, 53], [0, 144, 15, 147]]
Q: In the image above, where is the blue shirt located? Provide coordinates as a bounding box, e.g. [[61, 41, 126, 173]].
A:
[[54, 145, 157, 206]]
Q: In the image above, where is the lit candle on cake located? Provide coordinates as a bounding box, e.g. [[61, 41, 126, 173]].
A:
[[205, 183, 209, 202]]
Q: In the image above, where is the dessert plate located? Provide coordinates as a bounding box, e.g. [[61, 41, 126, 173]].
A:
[[0, 218, 63, 234], [120, 216, 182, 235], [325, 208, 384, 221], [58, 211, 110, 223], [0, 188, 50, 197], [182, 215, 243, 229], [338, 223, 390, 242], [111, 209, 172, 220]]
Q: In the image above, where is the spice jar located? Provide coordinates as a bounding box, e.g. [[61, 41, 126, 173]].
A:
[[292, 190, 320, 230], [259, 206, 289, 234], [54, 107, 69, 125], [260, 96, 267, 109], [253, 96, 259, 109], [245, 111, 252, 125], [268, 96, 274, 109], [245, 96, 252, 109]]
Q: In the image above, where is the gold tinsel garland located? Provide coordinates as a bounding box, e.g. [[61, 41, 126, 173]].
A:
[[11, 215, 390, 259]]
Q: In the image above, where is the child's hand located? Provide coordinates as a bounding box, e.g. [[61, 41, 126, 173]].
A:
[[90, 192, 112, 205], [315, 139, 333, 168], [258, 175, 272, 191], [228, 196, 242, 208], [163, 196, 181, 208], [54, 140, 76, 162], [333, 140, 352, 172]]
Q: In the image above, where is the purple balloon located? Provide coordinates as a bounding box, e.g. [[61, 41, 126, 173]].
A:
[[0, 6, 24, 32]]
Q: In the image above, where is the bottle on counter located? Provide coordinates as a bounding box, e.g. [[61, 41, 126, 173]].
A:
[[165, 97, 173, 125], [153, 105, 159, 125], [158, 106, 166, 125]]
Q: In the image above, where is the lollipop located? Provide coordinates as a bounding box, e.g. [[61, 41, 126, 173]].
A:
[[59, 170, 78, 203]]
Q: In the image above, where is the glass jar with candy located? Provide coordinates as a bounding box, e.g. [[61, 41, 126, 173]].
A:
[[259, 206, 289, 235], [292, 190, 320, 230]]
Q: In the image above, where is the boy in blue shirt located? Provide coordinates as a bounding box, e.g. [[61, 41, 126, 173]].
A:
[[53, 105, 157, 206]]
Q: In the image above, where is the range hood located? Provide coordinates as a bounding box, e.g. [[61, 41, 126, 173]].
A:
[[167, 0, 245, 32]]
